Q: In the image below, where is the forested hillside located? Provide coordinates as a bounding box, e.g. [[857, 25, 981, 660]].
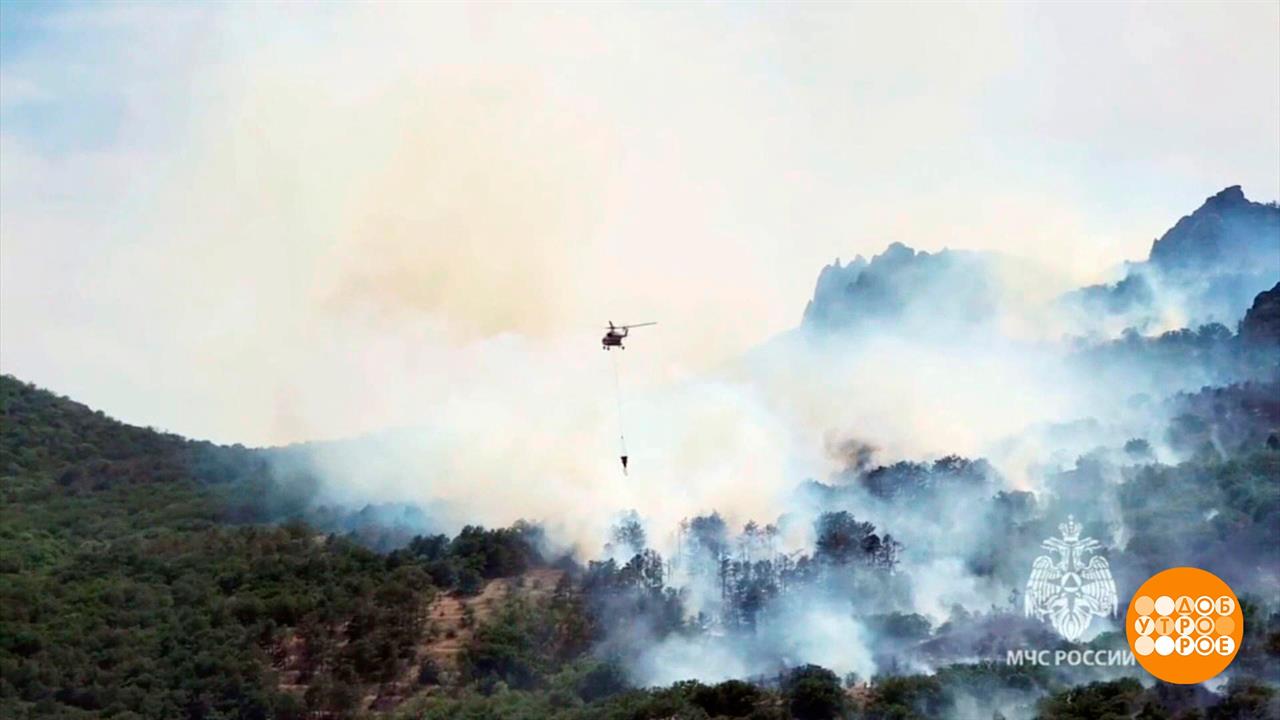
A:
[[3, 373, 1279, 719], [0, 376, 538, 719]]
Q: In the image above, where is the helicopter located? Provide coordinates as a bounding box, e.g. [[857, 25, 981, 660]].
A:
[[601, 321, 656, 350]]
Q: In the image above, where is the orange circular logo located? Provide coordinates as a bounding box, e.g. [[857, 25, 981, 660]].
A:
[[1125, 567, 1243, 684]]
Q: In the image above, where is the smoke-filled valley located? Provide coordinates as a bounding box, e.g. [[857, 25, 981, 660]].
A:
[[3, 185, 1279, 719]]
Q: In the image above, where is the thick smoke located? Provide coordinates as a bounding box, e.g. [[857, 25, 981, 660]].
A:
[[3, 5, 1279, 714], [282, 308, 1097, 551], [267, 188, 1278, 706]]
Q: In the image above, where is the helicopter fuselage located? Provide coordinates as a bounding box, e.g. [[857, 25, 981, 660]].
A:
[[602, 330, 627, 349], [601, 322, 650, 350]]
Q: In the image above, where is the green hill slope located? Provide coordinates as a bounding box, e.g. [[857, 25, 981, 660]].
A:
[[0, 376, 435, 719]]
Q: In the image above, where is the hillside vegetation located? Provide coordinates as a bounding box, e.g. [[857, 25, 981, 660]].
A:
[[3, 374, 1279, 719]]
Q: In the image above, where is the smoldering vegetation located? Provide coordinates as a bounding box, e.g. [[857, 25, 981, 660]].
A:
[[565, 385, 1278, 710]]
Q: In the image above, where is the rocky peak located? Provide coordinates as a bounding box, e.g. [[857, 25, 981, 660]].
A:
[[801, 242, 999, 331], [1240, 282, 1280, 345], [1148, 185, 1279, 274], [1207, 185, 1246, 205]]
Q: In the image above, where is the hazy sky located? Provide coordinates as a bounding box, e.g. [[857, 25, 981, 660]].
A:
[[2, 2, 1278, 445]]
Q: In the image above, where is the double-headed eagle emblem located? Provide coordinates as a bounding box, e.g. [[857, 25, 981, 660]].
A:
[[1024, 516, 1118, 641]]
